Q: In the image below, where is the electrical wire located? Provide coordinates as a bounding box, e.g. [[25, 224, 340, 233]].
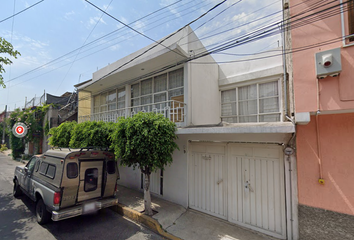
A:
[[3, 0, 352, 98], [0, 0, 44, 24], [2, 0, 201, 85], [55, 0, 115, 94], [84, 0, 186, 58]]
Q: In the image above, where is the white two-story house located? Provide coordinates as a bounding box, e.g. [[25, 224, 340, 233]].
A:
[[77, 26, 298, 240]]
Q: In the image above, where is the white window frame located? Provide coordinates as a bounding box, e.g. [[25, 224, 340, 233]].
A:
[[93, 87, 125, 114], [341, 0, 354, 47], [220, 78, 282, 123]]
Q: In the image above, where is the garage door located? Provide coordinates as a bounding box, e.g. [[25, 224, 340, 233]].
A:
[[189, 143, 286, 239], [188, 143, 227, 219]]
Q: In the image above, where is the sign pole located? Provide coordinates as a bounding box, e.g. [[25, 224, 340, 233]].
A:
[[2, 105, 7, 144]]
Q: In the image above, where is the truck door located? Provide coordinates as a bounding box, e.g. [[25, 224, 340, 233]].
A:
[[77, 160, 104, 202], [22, 156, 39, 197]]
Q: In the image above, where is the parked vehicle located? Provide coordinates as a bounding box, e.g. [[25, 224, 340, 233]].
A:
[[13, 148, 119, 224]]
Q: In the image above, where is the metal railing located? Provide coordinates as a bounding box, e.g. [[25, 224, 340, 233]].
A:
[[79, 100, 187, 126]]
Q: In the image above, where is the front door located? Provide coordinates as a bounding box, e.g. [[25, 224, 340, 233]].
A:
[[77, 160, 104, 202]]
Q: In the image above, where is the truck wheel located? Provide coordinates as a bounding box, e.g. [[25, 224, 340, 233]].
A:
[[13, 180, 22, 198], [36, 199, 51, 225]]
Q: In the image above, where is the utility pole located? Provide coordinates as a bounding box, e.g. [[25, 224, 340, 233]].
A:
[[2, 105, 7, 144]]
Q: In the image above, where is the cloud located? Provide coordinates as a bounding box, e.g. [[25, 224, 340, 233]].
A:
[[64, 11, 75, 20], [102, 4, 113, 12], [192, 0, 282, 52], [160, 0, 181, 17], [87, 16, 107, 28]]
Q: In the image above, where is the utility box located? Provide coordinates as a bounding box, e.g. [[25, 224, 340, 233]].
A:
[[315, 48, 342, 79]]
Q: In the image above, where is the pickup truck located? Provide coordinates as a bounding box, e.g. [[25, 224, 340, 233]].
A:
[[13, 148, 119, 224]]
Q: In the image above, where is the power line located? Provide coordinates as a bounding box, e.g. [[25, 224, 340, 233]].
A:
[[3, 0, 351, 92], [84, 0, 186, 58], [55, 0, 115, 94], [2, 0, 208, 90], [90, 0, 229, 83], [0, 0, 44, 24], [3, 0, 193, 85]]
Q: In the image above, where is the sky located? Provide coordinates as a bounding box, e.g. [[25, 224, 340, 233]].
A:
[[0, 0, 282, 111]]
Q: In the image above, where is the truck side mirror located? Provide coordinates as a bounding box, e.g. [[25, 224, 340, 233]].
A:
[[24, 167, 28, 173]]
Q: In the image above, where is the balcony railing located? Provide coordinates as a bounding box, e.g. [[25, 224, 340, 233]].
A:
[[79, 100, 187, 127]]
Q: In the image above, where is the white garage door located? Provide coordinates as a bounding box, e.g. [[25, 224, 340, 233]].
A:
[[189, 143, 286, 239], [188, 143, 227, 219]]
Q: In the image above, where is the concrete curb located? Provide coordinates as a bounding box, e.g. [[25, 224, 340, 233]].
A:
[[111, 203, 182, 240]]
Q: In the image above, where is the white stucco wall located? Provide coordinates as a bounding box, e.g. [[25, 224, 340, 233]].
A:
[[117, 137, 189, 208], [186, 30, 220, 126], [218, 48, 283, 87]]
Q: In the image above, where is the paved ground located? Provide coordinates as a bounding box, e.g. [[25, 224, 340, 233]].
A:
[[0, 153, 164, 240]]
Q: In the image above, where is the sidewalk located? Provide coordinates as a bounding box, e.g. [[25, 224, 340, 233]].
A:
[[114, 185, 276, 240]]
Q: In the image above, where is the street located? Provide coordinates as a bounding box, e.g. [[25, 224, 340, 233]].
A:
[[0, 154, 163, 240]]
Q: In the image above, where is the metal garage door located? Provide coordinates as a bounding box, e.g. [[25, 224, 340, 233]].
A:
[[189, 143, 286, 239], [228, 143, 286, 239], [188, 143, 227, 219]]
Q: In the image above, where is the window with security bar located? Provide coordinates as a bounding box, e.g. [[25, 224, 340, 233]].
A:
[[221, 80, 281, 123]]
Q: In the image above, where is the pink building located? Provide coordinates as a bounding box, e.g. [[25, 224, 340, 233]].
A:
[[288, 0, 354, 239]]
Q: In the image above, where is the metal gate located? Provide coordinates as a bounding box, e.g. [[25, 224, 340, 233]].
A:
[[189, 143, 286, 239]]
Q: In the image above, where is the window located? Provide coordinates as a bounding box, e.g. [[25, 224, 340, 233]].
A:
[[93, 87, 126, 114], [39, 162, 49, 175], [84, 168, 98, 192], [67, 163, 78, 179], [108, 90, 117, 111], [26, 157, 38, 173], [221, 81, 281, 123], [39, 162, 56, 179], [349, 0, 354, 42], [130, 68, 184, 120], [106, 161, 116, 174], [46, 165, 56, 179], [92, 68, 184, 122]]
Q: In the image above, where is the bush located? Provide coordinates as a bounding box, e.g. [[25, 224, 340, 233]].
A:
[[10, 133, 25, 159], [48, 121, 77, 147], [69, 121, 116, 149], [0, 144, 8, 153]]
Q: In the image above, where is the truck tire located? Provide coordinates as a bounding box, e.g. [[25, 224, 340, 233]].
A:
[[36, 199, 51, 225], [13, 180, 22, 198]]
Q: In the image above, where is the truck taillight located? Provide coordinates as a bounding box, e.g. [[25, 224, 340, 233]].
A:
[[54, 192, 61, 205]]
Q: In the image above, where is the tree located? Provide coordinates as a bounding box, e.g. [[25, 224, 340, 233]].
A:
[[0, 37, 21, 88], [110, 112, 179, 215]]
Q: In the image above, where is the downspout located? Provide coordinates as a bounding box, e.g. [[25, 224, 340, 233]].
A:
[[282, 2, 289, 120], [282, 2, 297, 239], [316, 78, 324, 181]]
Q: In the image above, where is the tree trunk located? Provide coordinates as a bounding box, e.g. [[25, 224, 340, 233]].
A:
[[144, 172, 153, 216]]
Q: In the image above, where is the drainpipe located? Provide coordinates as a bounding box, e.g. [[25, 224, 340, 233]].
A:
[[316, 78, 324, 181], [282, 1, 289, 120]]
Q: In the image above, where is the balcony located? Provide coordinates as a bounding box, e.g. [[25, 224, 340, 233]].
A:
[[79, 100, 187, 127]]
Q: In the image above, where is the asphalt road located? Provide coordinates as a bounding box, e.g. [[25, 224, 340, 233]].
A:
[[0, 154, 163, 240]]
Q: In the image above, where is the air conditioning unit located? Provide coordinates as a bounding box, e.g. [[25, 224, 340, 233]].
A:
[[315, 48, 342, 79]]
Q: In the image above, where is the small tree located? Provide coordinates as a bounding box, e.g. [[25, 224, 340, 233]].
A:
[[110, 112, 179, 215], [0, 37, 21, 88]]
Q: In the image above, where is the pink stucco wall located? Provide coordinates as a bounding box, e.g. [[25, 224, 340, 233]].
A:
[[291, 1, 354, 215], [291, 0, 354, 113], [296, 114, 354, 215]]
